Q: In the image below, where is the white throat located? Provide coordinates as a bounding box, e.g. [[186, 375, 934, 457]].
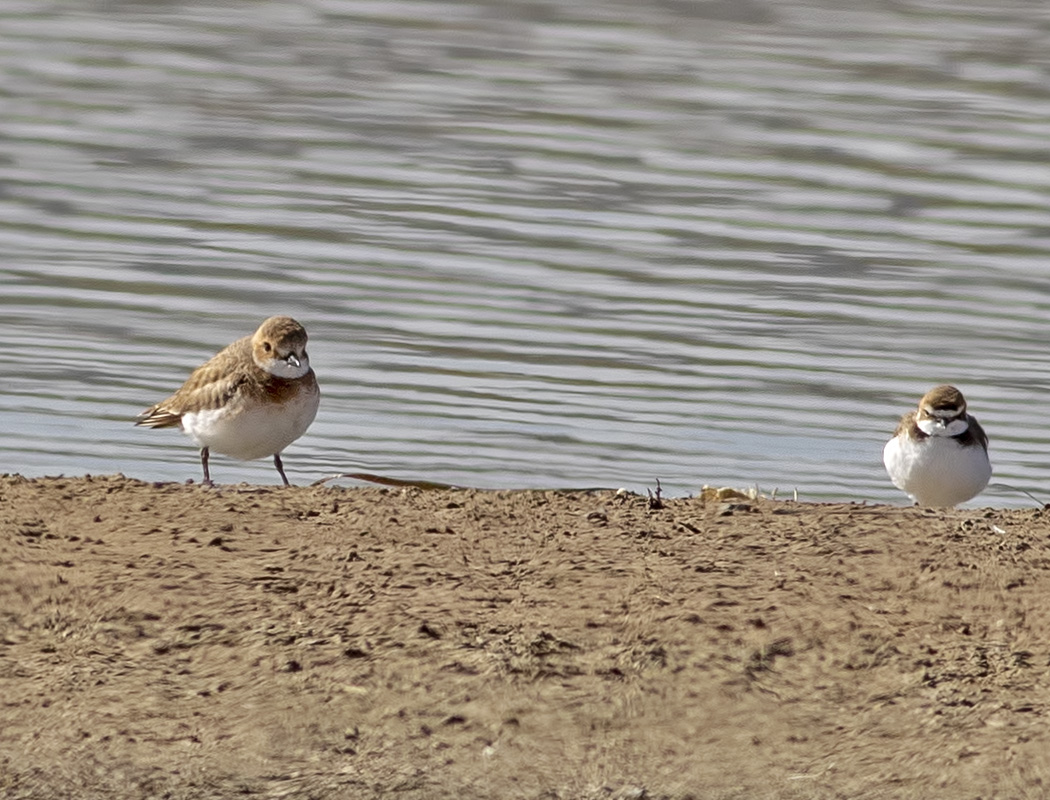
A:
[[262, 355, 310, 379], [917, 416, 968, 437]]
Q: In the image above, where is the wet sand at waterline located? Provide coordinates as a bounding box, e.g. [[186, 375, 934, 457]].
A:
[[2, 475, 1048, 799]]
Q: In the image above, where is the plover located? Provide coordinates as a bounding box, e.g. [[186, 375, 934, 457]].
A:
[[136, 315, 320, 486], [883, 384, 990, 507]]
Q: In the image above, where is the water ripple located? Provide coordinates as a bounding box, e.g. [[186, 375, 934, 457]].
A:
[[1, 0, 1049, 505]]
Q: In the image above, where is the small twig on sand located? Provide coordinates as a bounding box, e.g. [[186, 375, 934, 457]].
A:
[[647, 478, 664, 510], [311, 472, 461, 491], [988, 482, 1045, 508]]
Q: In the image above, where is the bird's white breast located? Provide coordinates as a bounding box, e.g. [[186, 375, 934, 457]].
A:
[[883, 432, 990, 507], [181, 386, 319, 461]]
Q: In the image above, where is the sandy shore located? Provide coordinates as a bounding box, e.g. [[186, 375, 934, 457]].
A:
[[1, 474, 1047, 799]]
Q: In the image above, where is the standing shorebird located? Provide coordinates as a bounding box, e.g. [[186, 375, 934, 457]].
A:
[[136, 315, 320, 486], [883, 384, 991, 507]]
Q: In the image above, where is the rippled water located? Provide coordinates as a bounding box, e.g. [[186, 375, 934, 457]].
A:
[[3, 0, 1050, 506]]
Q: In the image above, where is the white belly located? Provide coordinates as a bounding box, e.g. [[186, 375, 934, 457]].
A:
[[883, 433, 991, 507], [181, 391, 319, 461]]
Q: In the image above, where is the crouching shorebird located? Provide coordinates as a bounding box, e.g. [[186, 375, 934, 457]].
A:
[[136, 316, 320, 486], [882, 384, 991, 507]]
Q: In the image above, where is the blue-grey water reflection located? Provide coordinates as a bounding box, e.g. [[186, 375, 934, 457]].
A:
[[2, 1, 1050, 506]]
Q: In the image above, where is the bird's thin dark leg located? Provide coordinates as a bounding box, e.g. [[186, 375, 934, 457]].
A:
[[200, 447, 214, 486], [273, 453, 291, 487]]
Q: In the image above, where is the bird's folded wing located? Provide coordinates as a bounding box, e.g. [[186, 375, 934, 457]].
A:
[[135, 359, 250, 428]]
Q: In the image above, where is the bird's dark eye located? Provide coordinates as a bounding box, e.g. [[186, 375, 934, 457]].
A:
[[262, 342, 272, 352]]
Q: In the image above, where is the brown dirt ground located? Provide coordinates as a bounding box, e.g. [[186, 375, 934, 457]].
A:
[[1, 475, 1049, 799]]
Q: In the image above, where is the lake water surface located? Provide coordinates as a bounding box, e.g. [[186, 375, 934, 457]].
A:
[[3, 0, 1050, 505]]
